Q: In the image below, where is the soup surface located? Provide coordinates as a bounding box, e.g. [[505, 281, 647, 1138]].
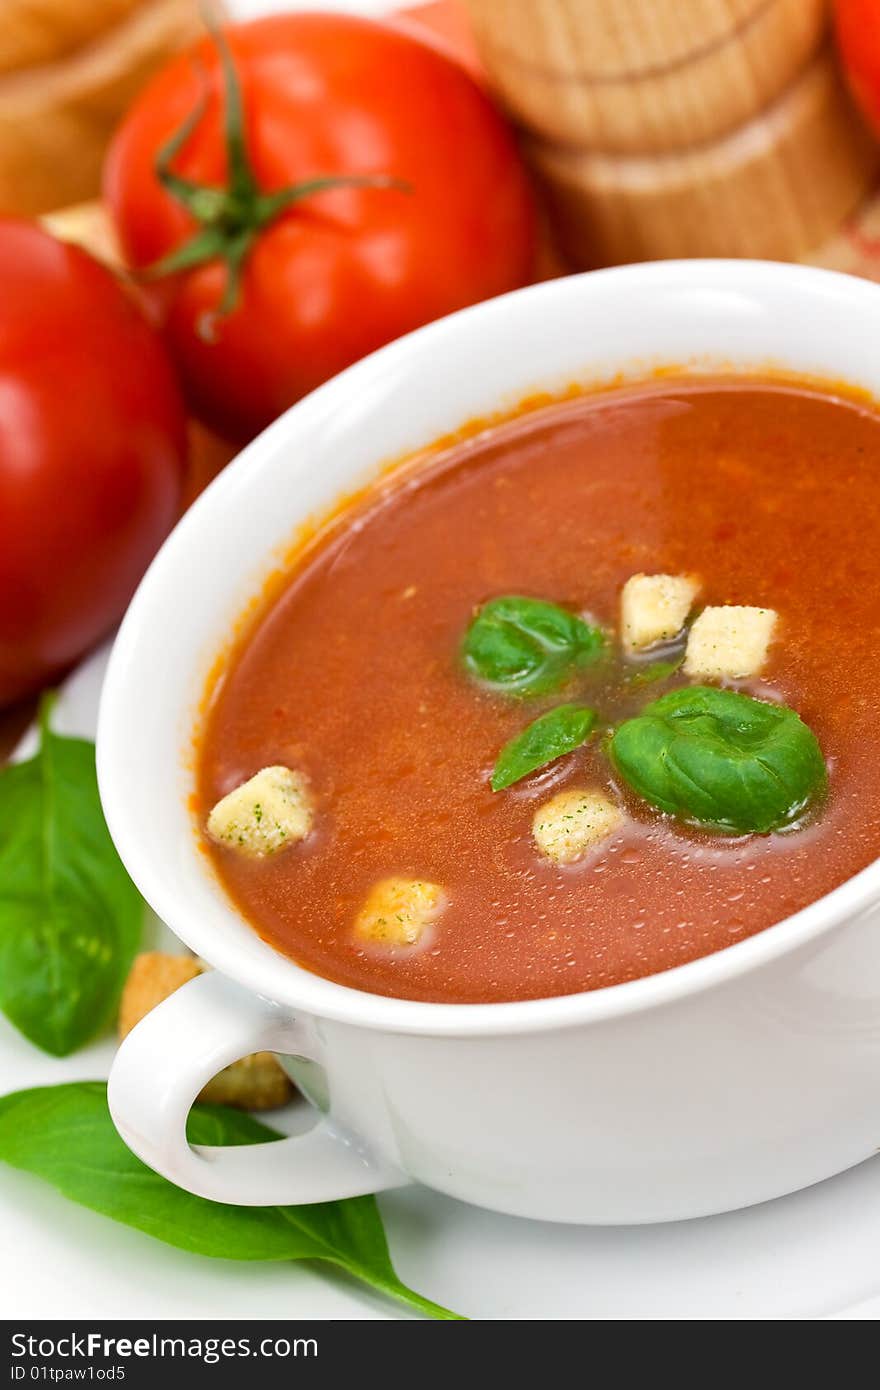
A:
[[198, 379, 880, 1003]]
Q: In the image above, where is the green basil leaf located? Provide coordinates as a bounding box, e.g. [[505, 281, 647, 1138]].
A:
[[0, 696, 142, 1056], [610, 685, 826, 834], [492, 703, 597, 791], [627, 655, 683, 687], [462, 595, 606, 696], [0, 1082, 462, 1320]]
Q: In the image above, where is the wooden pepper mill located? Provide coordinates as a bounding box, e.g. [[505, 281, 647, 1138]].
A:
[[461, 0, 879, 265]]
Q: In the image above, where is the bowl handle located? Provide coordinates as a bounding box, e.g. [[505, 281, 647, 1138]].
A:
[[107, 969, 408, 1206]]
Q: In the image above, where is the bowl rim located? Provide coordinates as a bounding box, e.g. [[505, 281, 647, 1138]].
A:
[[98, 257, 880, 1039]]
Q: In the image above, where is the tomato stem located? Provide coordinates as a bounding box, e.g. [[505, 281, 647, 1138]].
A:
[[146, 24, 409, 338]]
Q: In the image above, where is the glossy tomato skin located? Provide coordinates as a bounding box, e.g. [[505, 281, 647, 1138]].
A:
[[0, 220, 186, 706], [834, 0, 880, 134], [104, 14, 536, 441]]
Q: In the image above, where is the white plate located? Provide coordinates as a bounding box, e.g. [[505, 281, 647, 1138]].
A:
[[2, 0, 879, 1326]]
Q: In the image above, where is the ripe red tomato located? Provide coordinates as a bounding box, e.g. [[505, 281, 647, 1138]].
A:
[[0, 220, 186, 706], [104, 14, 536, 442], [835, 0, 880, 134]]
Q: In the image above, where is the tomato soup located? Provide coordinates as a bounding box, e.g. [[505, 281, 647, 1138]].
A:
[[198, 379, 880, 1003]]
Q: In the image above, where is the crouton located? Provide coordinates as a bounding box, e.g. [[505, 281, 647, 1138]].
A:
[[206, 765, 313, 857], [201, 1052, 293, 1112], [354, 876, 446, 948], [684, 605, 777, 679], [621, 573, 699, 652], [532, 788, 624, 866], [118, 952, 293, 1111], [117, 952, 201, 1038]]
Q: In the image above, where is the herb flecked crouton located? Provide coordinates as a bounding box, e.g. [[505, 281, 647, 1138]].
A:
[[620, 573, 700, 652], [118, 953, 293, 1111], [354, 876, 447, 948], [684, 604, 777, 679], [206, 765, 313, 857], [532, 788, 624, 866]]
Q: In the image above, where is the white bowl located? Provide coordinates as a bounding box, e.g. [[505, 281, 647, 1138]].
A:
[[100, 261, 880, 1222]]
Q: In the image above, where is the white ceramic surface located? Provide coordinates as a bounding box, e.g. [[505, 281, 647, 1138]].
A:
[[99, 261, 880, 1225]]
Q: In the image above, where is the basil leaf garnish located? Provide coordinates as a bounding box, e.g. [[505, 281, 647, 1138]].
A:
[[0, 1082, 461, 1320], [492, 703, 597, 791], [627, 655, 683, 687], [0, 696, 142, 1055], [610, 685, 826, 834], [463, 595, 606, 696]]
